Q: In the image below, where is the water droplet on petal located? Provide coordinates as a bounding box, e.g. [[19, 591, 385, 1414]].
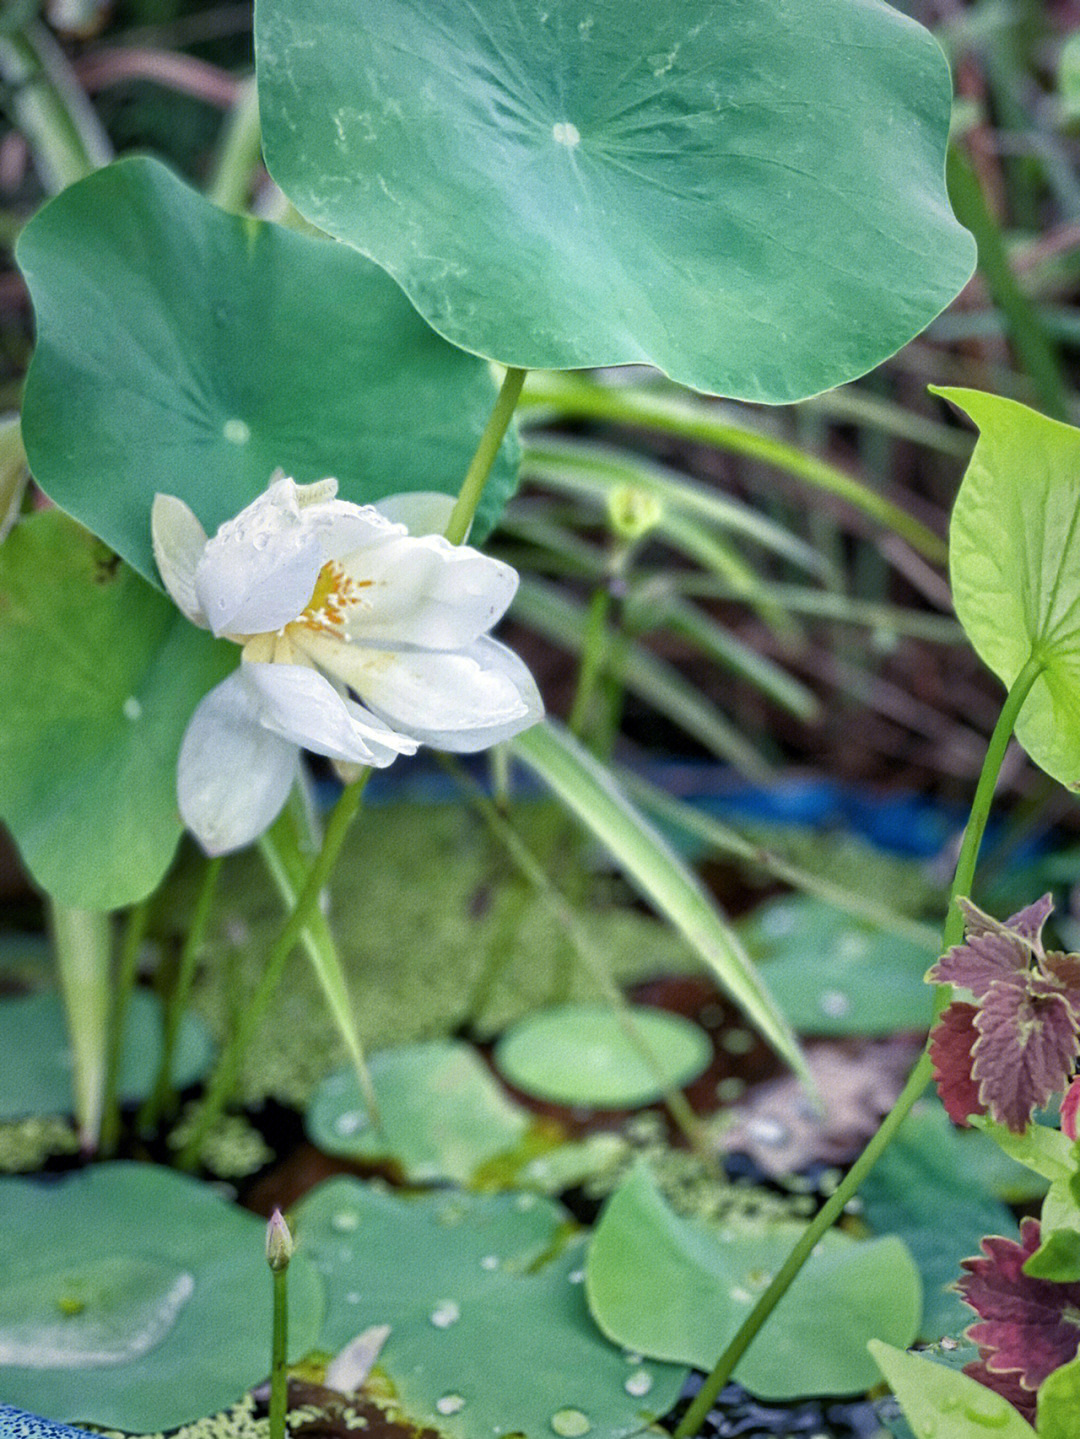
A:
[[622, 1352, 643, 1365], [436, 1394, 466, 1416], [122, 697, 142, 722], [430, 1300, 460, 1328], [552, 122, 581, 148], [480, 1255, 499, 1271], [568, 1269, 585, 1285], [551, 1409, 591, 1436], [624, 1371, 653, 1398], [331, 1211, 360, 1232], [345, 1291, 361, 1305]]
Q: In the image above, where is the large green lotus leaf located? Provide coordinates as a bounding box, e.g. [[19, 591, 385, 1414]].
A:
[[257, 0, 974, 402], [494, 1003, 711, 1108], [0, 1162, 324, 1431], [0, 989, 213, 1122], [942, 387, 1080, 789], [296, 1177, 687, 1438], [740, 896, 934, 1036], [17, 157, 518, 579], [0, 511, 235, 909], [585, 1165, 920, 1399], [306, 1040, 530, 1184]]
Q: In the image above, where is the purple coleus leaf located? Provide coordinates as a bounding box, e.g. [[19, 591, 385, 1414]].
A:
[[928, 895, 1080, 1132], [929, 1000, 985, 1126], [958, 1217, 1080, 1413]]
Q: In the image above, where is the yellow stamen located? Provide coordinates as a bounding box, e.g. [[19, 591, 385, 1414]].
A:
[[292, 561, 371, 635]]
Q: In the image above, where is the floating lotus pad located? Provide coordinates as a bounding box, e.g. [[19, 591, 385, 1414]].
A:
[[258, 0, 974, 401], [586, 1165, 921, 1399], [0, 988, 213, 1121], [295, 1176, 687, 1439], [0, 512, 234, 909], [17, 156, 519, 585], [306, 1040, 531, 1184], [941, 388, 1080, 791], [740, 895, 934, 1036], [494, 1002, 711, 1107], [0, 1163, 324, 1432]]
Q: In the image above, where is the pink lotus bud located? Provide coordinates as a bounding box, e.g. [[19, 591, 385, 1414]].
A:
[[265, 1208, 293, 1271]]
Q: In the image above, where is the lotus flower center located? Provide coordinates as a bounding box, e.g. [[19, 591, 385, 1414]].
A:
[[294, 560, 370, 635]]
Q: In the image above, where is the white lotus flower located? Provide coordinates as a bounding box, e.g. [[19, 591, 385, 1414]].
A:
[[153, 475, 542, 855]]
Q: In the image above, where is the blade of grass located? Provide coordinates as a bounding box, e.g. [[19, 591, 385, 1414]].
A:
[[258, 809, 379, 1123], [664, 576, 962, 643], [509, 720, 813, 1092], [946, 143, 1070, 422], [627, 592, 820, 722], [519, 376, 947, 564], [513, 578, 773, 779], [620, 768, 940, 951], [50, 902, 111, 1152], [524, 437, 834, 580]]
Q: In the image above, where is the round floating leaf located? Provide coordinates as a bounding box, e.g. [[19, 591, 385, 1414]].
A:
[[494, 1003, 711, 1108], [0, 990, 213, 1122], [586, 1165, 921, 1399], [0, 511, 235, 909], [942, 387, 1080, 790], [307, 1041, 530, 1184], [0, 1163, 324, 1431], [257, 0, 974, 401], [741, 896, 934, 1036], [17, 156, 518, 578], [296, 1176, 686, 1439]]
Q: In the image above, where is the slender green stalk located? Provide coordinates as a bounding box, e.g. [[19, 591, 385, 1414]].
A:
[[567, 584, 613, 740], [100, 897, 151, 1156], [50, 903, 111, 1152], [0, 22, 110, 192], [176, 775, 370, 1169], [672, 654, 1045, 1438], [445, 367, 527, 545], [269, 1267, 288, 1439], [138, 856, 223, 1134], [266, 1210, 292, 1439], [207, 76, 262, 214]]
